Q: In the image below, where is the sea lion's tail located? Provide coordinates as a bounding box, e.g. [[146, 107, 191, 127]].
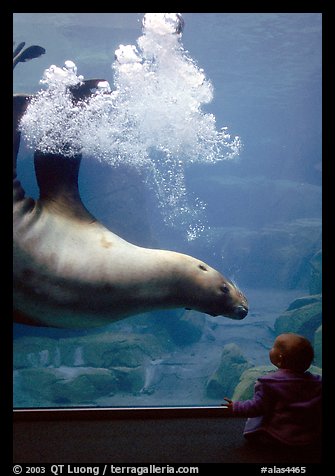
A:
[[13, 43, 106, 203]]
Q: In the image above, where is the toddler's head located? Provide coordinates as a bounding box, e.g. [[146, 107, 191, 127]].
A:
[[269, 333, 314, 372]]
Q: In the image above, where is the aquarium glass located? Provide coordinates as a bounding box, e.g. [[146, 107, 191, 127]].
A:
[[13, 13, 322, 408]]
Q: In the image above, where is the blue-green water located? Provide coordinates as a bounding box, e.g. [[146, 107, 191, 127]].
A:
[[13, 13, 322, 408]]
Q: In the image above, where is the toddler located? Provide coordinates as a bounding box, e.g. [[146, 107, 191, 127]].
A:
[[223, 333, 322, 447]]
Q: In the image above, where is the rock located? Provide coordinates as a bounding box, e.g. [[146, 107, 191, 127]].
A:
[[287, 294, 322, 311], [13, 332, 164, 403], [190, 218, 321, 289], [309, 250, 322, 295], [232, 364, 322, 401], [189, 175, 321, 229], [232, 365, 273, 400], [274, 297, 322, 341], [15, 366, 118, 404], [59, 332, 163, 369], [206, 343, 251, 399], [314, 325, 322, 367], [113, 366, 145, 393], [14, 332, 163, 370], [165, 311, 206, 346], [14, 336, 60, 369]]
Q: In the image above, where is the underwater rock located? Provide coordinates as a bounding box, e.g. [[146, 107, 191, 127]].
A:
[[286, 294, 322, 311], [308, 249, 322, 295], [14, 336, 60, 369], [15, 366, 117, 404], [13, 332, 164, 403], [205, 343, 251, 399], [192, 218, 321, 289], [179, 311, 207, 344], [58, 333, 164, 369], [232, 365, 273, 400], [314, 325, 322, 367], [113, 366, 145, 393], [14, 333, 164, 370], [232, 364, 322, 401], [161, 310, 206, 346], [274, 296, 322, 341], [189, 175, 321, 229]]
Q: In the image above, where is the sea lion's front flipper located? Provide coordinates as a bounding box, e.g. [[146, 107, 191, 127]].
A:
[[13, 44, 45, 69]]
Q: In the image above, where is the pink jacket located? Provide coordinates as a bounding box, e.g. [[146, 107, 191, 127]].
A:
[[232, 368, 322, 446]]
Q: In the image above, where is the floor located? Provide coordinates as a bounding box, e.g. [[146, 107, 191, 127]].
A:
[[13, 413, 322, 464]]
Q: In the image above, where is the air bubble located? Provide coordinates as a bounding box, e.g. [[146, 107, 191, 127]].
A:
[[19, 13, 241, 239]]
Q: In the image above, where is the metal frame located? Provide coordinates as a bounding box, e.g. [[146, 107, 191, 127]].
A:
[[13, 406, 230, 421]]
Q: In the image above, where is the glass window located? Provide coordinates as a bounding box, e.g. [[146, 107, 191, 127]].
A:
[[13, 13, 322, 409]]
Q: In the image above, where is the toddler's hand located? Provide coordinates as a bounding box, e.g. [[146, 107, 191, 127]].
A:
[[221, 397, 233, 414]]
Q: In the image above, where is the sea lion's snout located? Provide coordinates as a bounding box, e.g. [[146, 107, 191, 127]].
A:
[[207, 304, 248, 319], [234, 304, 248, 319]]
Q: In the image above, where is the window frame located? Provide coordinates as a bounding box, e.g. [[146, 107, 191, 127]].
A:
[[13, 406, 230, 421]]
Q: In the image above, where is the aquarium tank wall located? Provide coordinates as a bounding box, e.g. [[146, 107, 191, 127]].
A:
[[13, 13, 322, 408]]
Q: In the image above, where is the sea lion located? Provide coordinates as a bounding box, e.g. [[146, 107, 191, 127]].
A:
[[13, 46, 248, 329]]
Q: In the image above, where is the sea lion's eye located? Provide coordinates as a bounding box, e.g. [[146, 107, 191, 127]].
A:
[[199, 264, 207, 272], [220, 285, 230, 294]]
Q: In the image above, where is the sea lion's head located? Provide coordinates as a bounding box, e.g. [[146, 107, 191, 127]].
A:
[[181, 258, 248, 320]]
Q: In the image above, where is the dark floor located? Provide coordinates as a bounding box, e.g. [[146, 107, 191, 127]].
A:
[[13, 409, 322, 464]]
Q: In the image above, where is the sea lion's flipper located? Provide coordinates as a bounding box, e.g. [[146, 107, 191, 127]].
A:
[[13, 42, 45, 205], [33, 151, 97, 222], [13, 45, 46, 69], [14, 55, 107, 220], [33, 81, 107, 221], [13, 42, 26, 59], [13, 94, 36, 217]]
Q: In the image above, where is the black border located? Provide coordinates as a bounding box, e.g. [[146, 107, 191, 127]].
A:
[[7, 3, 334, 469]]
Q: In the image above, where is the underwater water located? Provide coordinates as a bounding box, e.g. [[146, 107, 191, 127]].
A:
[[13, 13, 322, 408]]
